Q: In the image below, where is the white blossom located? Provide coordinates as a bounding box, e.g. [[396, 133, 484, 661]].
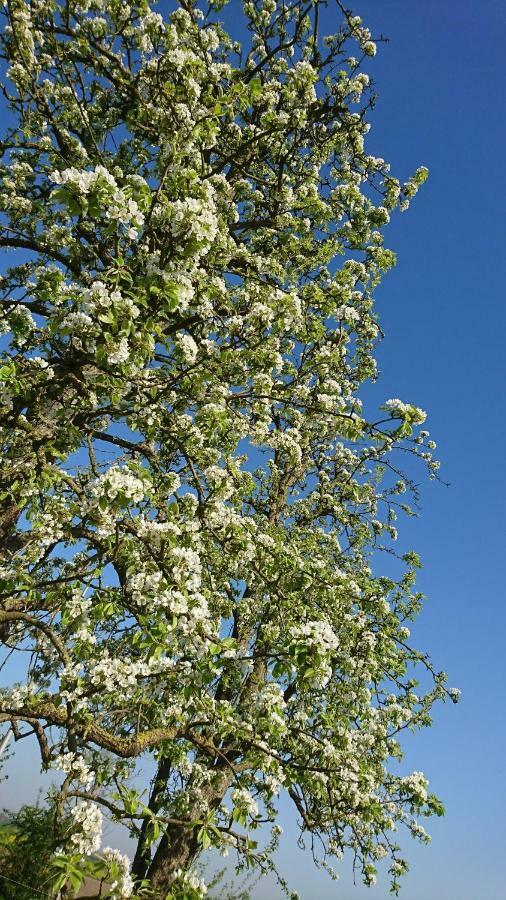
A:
[[69, 801, 103, 855], [102, 847, 135, 898]]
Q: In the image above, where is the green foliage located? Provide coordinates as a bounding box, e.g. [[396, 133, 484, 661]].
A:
[[0, 800, 69, 900]]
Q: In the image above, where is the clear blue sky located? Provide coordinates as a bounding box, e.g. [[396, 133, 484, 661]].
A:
[[2, 2, 506, 898]]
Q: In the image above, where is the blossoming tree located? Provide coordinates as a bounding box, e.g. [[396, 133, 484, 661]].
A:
[[0, 1, 457, 897]]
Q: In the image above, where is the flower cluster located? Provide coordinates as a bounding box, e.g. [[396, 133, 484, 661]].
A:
[[383, 398, 427, 423], [176, 869, 208, 897], [54, 751, 94, 788], [291, 620, 340, 655], [69, 800, 103, 856], [232, 787, 260, 820], [102, 847, 135, 899], [87, 651, 149, 692], [401, 771, 429, 803], [50, 166, 146, 239], [89, 466, 147, 506]]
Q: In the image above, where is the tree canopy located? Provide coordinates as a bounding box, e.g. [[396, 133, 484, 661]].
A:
[[0, 1, 457, 897]]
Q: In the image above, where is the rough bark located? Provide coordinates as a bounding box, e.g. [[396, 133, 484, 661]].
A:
[[146, 766, 235, 896]]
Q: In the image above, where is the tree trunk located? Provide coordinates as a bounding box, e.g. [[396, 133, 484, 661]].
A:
[[131, 757, 172, 880], [147, 824, 201, 895], [146, 767, 234, 896]]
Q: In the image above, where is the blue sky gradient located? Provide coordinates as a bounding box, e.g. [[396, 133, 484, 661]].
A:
[[1, 2, 505, 898]]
